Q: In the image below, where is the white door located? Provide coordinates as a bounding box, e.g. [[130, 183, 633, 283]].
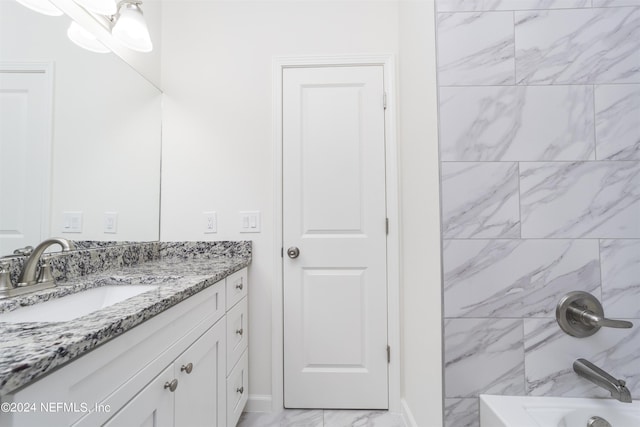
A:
[[0, 66, 52, 255], [282, 65, 388, 409]]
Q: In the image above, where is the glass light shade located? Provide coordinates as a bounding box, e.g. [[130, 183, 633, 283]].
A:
[[15, 0, 63, 16], [73, 0, 116, 16], [112, 3, 152, 53], [67, 21, 110, 53]]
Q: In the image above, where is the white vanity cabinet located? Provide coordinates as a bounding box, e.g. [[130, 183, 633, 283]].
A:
[[224, 268, 249, 427], [0, 267, 249, 427], [104, 320, 226, 427]]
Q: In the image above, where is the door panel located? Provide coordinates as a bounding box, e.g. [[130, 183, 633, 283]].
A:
[[0, 67, 51, 255], [302, 268, 366, 368], [283, 66, 388, 409]]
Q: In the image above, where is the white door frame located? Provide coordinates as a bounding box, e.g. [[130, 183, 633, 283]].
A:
[[272, 54, 400, 413]]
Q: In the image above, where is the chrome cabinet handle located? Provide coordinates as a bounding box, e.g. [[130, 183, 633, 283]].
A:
[[287, 247, 300, 259], [557, 291, 634, 338], [181, 363, 193, 374], [164, 379, 178, 392], [236, 328, 244, 336], [235, 278, 243, 290], [236, 386, 244, 394]]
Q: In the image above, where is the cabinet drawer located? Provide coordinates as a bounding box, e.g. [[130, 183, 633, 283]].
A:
[[226, 349, 248, 427], [226, 268, 247, 310], [226, 297, 248, 374]]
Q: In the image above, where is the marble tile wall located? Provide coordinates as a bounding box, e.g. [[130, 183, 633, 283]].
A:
[[435, 1, 640, 425]]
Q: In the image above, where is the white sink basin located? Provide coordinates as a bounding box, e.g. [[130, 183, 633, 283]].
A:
[[481, 395, 640, 427], [0, 285, 158, 323]]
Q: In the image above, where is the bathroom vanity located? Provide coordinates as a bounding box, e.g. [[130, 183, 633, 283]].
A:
[[0, 241, 250, 427]]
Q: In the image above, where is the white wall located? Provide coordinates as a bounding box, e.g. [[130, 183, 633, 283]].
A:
[[398, 2, 442, 426], [0, 0, 162, 243], [161, 1, 441, 424]]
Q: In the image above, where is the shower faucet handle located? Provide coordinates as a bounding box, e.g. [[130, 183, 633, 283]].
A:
[[556, 291, 633, 338], [568, 306, 633, 329]]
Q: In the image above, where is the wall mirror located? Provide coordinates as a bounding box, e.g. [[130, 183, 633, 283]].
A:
[[0, 0, 162, 256]]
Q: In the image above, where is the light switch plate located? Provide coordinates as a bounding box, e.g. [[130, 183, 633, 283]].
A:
[[104, 212, 118, 234], [62, 211, 83, 233], [239, 211, 261, 233], [203, 211, 217, 234]]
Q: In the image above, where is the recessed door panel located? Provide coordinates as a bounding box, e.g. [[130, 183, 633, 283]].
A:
[[302, 268, 366, 369], [301, 85, 364, 235]]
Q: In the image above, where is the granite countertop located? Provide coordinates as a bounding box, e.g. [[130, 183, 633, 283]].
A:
[[0, 253, 250, 396]]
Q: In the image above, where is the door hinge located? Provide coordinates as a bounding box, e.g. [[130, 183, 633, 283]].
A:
[[383, 92, 387, 110], [385, 218, 389, 235], [387, 345, 391, 363]]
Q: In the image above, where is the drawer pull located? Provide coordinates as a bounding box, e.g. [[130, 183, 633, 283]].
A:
[[236, 328, 244, 336], [164, 379, 178, 392], [181, 363, 193, 374], [235, 278, 244, 290], [236, 386, 244, 394]]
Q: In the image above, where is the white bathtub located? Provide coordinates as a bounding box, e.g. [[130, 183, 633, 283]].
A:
[[480, 395, 640, 427]]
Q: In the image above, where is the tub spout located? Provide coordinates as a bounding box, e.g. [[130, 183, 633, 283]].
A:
[[573, 358, 632, 403]]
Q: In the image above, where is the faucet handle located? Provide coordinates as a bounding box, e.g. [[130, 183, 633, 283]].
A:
[[568, 305, 633, 329], [0, 262, 15, 294], [557, 291, 633, 338], [36, 256, 55, 285]]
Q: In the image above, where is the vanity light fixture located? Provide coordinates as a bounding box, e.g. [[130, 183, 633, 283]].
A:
[[73, 0, 116, 16], [67, 21, 111, 53], [15, 0, 63, 16], [111, 0, 152, 53]]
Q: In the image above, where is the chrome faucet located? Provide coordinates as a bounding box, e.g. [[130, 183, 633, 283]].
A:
[[18, 238, 73, 286], [574, 358, 632, 403], [0, 238, 74, 299]]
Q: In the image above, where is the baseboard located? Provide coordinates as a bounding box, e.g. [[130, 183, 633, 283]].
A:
[[401, 398, 419, 427], [245, 394, 273, 413]]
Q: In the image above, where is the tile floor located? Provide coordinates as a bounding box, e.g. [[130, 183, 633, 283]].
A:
[[238, 409, 405, 427]]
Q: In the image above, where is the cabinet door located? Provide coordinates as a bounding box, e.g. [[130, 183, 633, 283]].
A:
[[103, 365, 174, 427], [175, 320, 227, 427], [226, 349, 248, 427], [226, 297, 248, 375]]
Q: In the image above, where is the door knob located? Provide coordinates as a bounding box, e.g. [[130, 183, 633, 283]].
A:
[[287, 247, 300, 259]]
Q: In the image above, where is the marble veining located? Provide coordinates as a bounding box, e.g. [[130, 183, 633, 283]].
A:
[[436, 0, 640, 425], [441, 162, 520, 238], [600, 239, 640, 318], [515, 7, 640, 84], [594, 0, 640, 6], [239, 410, 323, 427], [445, 318, 525, 398], [323, 410, 404, 427], [444, 398, 480, 427], [443, 239, 600, 318], [0, 241, 251, 395], [520, 161, 640, 238], [437, 12, 515, 85], [439, 85, 595, 161], [238, 410, 404, 427], [437, 0, 592, 12], [524, 318, 640, 398], [595, 84, 640, 160]]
